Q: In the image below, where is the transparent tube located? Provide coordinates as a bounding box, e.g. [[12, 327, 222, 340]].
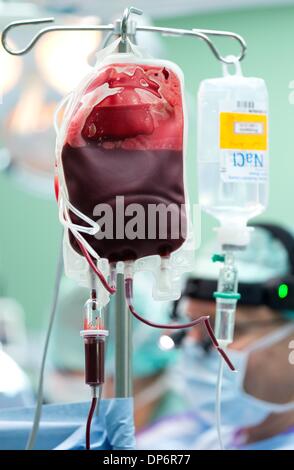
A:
[[84, 298, 105, 331], [82, 299, 107, 386], [82, 296, 108, 451], [214, 252, 238, 347], [214, 251, 239, 450], [215, 299, 237, 347], [84, 336, 105, 386]]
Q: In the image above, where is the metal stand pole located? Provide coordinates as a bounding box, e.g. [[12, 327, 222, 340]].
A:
[[115, 273, 132, 397], [114, 23, 133, 399]]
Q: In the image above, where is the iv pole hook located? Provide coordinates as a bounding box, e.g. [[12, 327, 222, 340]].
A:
[[121, 6, 142, 42], [1, 17, 113, 56], [1, 18, 54, 55]]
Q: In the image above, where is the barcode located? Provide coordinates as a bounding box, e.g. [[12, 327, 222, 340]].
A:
[[236, 100, 255, 109]]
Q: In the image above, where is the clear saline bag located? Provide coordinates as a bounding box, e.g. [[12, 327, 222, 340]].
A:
[[197, 57, 269, 247]]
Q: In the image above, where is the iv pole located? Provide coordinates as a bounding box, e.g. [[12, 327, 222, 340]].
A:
[[1, 7, 246, 63], [1, 3, 247, 412]]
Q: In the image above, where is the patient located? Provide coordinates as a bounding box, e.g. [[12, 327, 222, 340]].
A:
[[137, 223, 294, 450]]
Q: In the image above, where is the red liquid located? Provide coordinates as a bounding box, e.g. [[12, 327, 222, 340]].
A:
[[61, 63, 186, 262], [62, 145, 186, 261], [84, 337, 105, 386]]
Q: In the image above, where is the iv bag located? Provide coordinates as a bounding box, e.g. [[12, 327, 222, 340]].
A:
[[56, 38, 193, 301], [197, 59, 269, 247]]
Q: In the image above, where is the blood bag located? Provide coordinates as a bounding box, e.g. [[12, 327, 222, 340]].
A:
[[56, 38, 193, 301], [197, 59, 269, 247]]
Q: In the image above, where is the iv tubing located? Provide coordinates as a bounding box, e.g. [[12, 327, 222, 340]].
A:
[[86, 385, 103, 450], [124, 276, 235, 371], [78, 247, 235, 370], [86, 397, 97, 450], [216, 358, 225, 450], [77, 239, 116, 295], [214, 250, 239, 450]]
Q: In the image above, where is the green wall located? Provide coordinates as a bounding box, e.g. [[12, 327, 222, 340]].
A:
[[0, 172, 61, 330], [0, 4, 293, 330]]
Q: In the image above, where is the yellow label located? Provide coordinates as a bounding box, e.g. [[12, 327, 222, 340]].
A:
[[220, 112, 267, 151]]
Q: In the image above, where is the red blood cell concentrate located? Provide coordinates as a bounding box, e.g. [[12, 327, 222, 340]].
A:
[[62, 62, 186, 261], [84, 336, 105, 386], [83, 103, 154, 141]]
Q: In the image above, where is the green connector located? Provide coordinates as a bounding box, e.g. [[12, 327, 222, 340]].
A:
[[212, 253, 225, 263], [213, 291, 241, 300]]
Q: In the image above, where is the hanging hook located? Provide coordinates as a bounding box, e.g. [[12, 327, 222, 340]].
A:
[[1, 17, 114, 56], [121, 6, 142, 42], [1, 18, 54, 55], [192, 28, 247, 63]]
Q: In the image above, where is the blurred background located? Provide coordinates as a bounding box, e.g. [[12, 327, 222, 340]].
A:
[[0, 0, 293, 406]]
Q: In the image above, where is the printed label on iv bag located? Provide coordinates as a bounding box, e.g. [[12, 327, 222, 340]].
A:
[[219, 101, 268, 183]]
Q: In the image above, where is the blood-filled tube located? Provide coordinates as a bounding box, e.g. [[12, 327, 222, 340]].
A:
[[81, 297, 108, 449]]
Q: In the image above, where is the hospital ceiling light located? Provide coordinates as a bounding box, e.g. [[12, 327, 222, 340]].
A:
[[0, 37, 22, 95], [34, 16, 101, 95], [0, 1, 44, 95]]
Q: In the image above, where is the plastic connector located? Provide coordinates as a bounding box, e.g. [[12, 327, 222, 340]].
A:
[[212, 253, 225, 263], [213, 292, 241, 300], [214, 251, 240, 346]]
